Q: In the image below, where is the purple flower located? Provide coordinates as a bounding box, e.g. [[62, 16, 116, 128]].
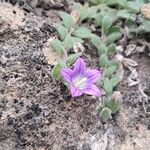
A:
[[61, 57, 102, 97]]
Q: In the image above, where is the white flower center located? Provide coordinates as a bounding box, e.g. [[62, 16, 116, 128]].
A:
[[73, 76, 87, 90]]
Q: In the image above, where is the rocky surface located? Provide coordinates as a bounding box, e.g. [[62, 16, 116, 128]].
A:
[[0, 1, 150, 150]]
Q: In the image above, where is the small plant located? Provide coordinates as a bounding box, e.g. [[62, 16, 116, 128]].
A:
[[47, 0, 150, 122], [89, 0, 150, 37], [61, 57, 102, 97], [51, 53, 82, 80], [50, 5, 92, 54], [86, 0, 150, 121], [50, 4, 96, 81], [50, 2, 122, 121], [99, 99, 120, 121]]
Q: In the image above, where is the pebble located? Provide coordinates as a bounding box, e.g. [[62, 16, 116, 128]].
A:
[[9, 0, 18, 5]]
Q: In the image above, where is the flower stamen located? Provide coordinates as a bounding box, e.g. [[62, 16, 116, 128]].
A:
[[73, 76, 87, 90]]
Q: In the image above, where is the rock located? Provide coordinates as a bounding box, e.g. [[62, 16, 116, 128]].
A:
[[9, 0, 18, 5], [43, 3, 51, 10], [0, 3, 25, 29], [0, 18, 4, 26], [36, 0, 44, 8], [23, 5, 32, 13], [18, 0, 25, 6]]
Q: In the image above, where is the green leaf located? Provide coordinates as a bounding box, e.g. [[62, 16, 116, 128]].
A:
[[80, 8, 90, 22], [59, 11, 73, 30], [91, 0, 127, 7], [63, 36, 84, 50], [108, 26, 120, 34], [99, 53, 109, 68], [104, 77, 113, 94], [94, 8, 117, 27], [127, 1, 144, 12], [118, 0, 127, 8], [105, 100, 120, 113], [90, 34, 102, 50], [50, 39, 65, 54], [71, 36, 84, 44], [52, 61, 66, 79], [88, 6, 99, 18], [79, 3, 90, 22], [51, 64, 61, 79], [72, 3, 81, 10], [107, 32, 122, 44], [117, 9, 134, 20], [55, 24, 68, 40], [98, 43, 107, 55], [134, 20, 150, 34], [89, 0, 99, 4], [104, 0, 118, 6], [108, 43, 117, 53], [102, 16, 113, 32], [105, 64, 118, 77], [73, 3, 92, 22], [111, 75, 120, 88], [66, 53, 81, 66], [73, 27, 91, 38], [100, 107, 112, 121], [63, 36, 73, 50], [95, 13, 103, 27]]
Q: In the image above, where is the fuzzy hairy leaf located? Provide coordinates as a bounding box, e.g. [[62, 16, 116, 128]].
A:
[[105, 64, 118, 77], [99, 53, 109, 68], [78, 3, 91, 22], [108, 44, 117, 53], [94, 8, 116, 27], [66, 53, 81, 66], [90, 34, 102, 50], [63, 36, 84, 50], [111, 75, 120, 87], [50, 39, 65, 54], [102, 16, 113, 32], [105, 0, 120, 6], [104, 77, 113, 94], [72, 3, 92, 22], [89, 0, 100, 4], [118, 0, 127, 8], [63, 36, 74, 50], [127, 1, 145, 11], [132, 20, 150, 34], [108, 26, 120, 35], [89, 0, 115, 5], [107, 32, 122, 44], [117, 9, 134, 20], [59, 11, 73, 30], [56, 24, 68, 40], [52, 61, 66, 79], [105, 100, 120, 113], [80, 8, 90, 22], [73, 27, 91, 38], [52, 64, 61, 79], [88, 6, 99, 18], [95, 13, 103, 27], [100, 107, 112, 121], [90, 0, 128, 7], [98, 43, 107, 55], [71, 36, 84, 44]]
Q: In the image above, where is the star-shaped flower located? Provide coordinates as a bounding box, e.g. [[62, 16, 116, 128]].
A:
[[61, 57, 102, 97]]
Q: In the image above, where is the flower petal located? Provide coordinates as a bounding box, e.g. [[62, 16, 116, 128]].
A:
[[84, 84, 101, 96], [61, 68, 74, 83], [71, 85, 83, 97], [86, 69, 102, 83], [73, 57, 86, 74]]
